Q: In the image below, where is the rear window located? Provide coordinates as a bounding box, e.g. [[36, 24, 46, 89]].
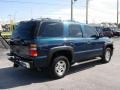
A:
[[12, 21, 38, 40], [38, 22, 64, 37]]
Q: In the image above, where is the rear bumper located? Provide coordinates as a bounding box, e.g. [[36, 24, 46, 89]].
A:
[[8, 57, 32, 68], [8, 53, 49, 69]]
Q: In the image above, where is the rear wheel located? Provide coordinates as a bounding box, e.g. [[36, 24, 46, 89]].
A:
[[49, 56, 70, 79], [101, 48, 112, 63]]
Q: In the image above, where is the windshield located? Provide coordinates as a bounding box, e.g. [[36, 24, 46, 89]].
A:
[[12, 21, 38, 40]]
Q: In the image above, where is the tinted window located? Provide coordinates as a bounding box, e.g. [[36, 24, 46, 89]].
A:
[[39, 22, 63, 37], [69, 25, 82, 37], [12, 21, 38, 40], [96, 27, 102, 33], [84, 26, 97, 38]]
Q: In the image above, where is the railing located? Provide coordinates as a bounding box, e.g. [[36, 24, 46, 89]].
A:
[[0, 32, 10, 49]]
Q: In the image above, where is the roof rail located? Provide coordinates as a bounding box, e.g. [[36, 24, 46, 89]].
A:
[[31, 18, 62, 22], [64, 20, 79, 23]]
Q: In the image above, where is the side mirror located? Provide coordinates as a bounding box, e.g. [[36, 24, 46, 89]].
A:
[[99, 33, 104, 37], [91, 35, 100, 39]]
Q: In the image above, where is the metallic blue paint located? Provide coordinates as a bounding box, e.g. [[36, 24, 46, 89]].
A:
[[9, 20, 113, 68]]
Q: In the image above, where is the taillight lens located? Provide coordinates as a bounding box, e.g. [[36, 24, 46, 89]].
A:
[[30, 44, 38, 57]]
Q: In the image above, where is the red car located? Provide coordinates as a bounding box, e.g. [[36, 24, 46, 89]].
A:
[[102, 28, 114, 38]]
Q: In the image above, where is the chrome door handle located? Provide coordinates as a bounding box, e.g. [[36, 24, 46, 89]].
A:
[[65, 41, 74, 46], [69, 42, 74, 46]]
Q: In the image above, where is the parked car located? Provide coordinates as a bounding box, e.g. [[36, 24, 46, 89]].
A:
[[8, 19, 114, 79], [111, 28, 120, 36], [102, 28, 114, 38], [94, 26, 113, 38]]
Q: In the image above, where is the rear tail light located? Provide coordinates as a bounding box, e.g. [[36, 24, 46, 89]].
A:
[[30, 44, 38, 57]]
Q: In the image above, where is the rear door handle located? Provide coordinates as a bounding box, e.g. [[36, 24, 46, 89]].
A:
[[65, 41, 74, 46], [69, 42, 74, 46]]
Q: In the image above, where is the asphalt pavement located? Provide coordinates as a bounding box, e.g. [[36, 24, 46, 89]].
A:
[[0, 38, 120, 90]]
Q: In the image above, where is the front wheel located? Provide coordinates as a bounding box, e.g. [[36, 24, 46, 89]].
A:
[[101, 48, 112, 63], [49, 56, 70, 79]]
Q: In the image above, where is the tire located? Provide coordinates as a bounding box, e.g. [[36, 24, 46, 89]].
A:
[[13, 63, 19, 68], [101, 48, 112, 63], [49, 56, 70, 79]]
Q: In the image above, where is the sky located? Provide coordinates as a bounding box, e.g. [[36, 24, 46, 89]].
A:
[[0, 0, 119, 24]]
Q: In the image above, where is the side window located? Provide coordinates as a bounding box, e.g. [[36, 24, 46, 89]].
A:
[[38, 22, 64, 37], [69, 24, 83, 37], [84, 25, 98, 38]]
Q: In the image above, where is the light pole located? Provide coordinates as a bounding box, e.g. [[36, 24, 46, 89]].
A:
[[117, 0, 119, 28], [71, 0, 73, 21], [71, 0, 77, 21], [14, 12, 17, 23], [86, 0, 89, 24]]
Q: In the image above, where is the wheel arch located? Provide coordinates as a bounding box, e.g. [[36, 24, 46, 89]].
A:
[[48, 46, 74, 65], [104, 44, 114, 55]]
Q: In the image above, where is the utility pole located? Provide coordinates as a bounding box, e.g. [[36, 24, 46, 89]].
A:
[[86, 0, 89, 24], [71, 0, 77, 21], [117, 0, 119, 28], [71, 0, 73, 21]]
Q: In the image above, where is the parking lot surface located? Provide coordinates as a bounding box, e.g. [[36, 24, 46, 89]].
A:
[[0, 38, 120, 90]]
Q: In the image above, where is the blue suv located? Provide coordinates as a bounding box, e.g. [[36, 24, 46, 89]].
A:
[[8, 19, 114, 78]]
